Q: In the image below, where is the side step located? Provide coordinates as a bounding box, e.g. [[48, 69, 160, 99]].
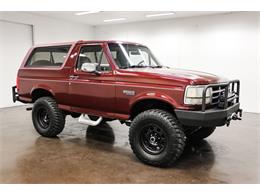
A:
[[78, 114, 103, 126]]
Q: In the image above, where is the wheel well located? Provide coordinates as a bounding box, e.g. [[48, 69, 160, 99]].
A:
[[130, 99, 175, 120], [31, 88, 54, 102]]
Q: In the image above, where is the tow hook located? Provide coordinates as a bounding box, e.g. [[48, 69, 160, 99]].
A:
[[120, 120, 131, 126], [26, 107, 32, 111], [226, 109, 242, 126]]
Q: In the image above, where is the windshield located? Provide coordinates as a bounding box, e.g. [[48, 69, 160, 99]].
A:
[[108, 43, 162, 69]]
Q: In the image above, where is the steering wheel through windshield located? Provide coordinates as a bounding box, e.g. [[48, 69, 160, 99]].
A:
[[137, 60, 145, 66]]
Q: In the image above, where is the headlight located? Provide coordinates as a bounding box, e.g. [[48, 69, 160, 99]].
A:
[[184, 85, 212, 105]]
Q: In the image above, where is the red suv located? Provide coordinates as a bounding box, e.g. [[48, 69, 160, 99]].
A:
[[12, 40, 242, 167]]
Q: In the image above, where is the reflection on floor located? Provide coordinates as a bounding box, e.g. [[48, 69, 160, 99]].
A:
[[0, 106, 259, 183]]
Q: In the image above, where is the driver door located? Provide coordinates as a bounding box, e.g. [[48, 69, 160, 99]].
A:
[[68, 43, 116, 114]]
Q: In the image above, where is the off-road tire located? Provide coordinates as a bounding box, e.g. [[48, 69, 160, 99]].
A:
[[187, 127, 216, 142], [32, 97, 65, 137], [129, 109, 186, 167]]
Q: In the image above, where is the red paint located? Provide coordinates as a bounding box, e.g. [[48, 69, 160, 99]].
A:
[[17, 40, 226, 120]]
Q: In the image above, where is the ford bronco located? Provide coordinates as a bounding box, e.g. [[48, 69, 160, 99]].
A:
[[12, 40, 242, 167]]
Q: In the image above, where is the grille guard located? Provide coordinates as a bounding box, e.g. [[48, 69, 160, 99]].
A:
[[201, 80, 240, 112]]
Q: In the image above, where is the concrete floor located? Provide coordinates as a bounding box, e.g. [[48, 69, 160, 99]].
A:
[[0, 106, 259, 183]]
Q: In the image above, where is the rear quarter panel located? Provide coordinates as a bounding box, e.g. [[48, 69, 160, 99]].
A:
[[17, 43, 77, 104], [18, 67, 71, 104]]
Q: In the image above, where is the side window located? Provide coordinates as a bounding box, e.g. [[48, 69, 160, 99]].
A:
[[108, 43, 129, 69], [129, 50, 143, 65], [77, 45, 111, 72], [140, 50, 157, 66], [31, 52, 50, 63], [27, 45, 71, 67]]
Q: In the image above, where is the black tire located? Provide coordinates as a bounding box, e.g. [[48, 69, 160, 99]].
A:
[[129, 109, 186, 167], [32, 97, 65, 137], [187, 127, 216, 142]]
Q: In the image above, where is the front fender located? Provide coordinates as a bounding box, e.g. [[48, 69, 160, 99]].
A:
[[129, 91, 178, 109]]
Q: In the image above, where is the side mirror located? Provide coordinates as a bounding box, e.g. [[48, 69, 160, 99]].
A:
[[81, 63, 98, 73]]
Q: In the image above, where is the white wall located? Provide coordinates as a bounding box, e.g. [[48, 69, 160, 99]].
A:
[[257, 13, 260, 113], [0, 12, 94, 108], [0, 12, 94, 44], [94, 12, 260, 113], [0, 21, 32, 108]]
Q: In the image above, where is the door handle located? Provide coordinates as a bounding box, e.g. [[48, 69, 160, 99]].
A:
[[69, 75, 79, 80]]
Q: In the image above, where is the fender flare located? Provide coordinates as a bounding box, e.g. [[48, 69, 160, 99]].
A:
[[30, 84, 55, 97]]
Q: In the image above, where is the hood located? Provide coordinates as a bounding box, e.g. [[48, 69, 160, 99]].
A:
[[126, 67, 228, 84]]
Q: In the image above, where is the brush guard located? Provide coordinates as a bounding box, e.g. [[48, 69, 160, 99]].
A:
[[175, 80, 242, 127]]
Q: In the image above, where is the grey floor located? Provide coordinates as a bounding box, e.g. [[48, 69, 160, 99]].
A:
[[0, 106, 259, 183]]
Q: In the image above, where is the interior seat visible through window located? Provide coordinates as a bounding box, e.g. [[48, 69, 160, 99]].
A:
[[31, 60, 53, 66], [26, 45, 71, 67], [77, 44, 111, 72], [77, 56, 91, 69]]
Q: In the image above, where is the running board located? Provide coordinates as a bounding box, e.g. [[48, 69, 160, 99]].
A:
[[78, 114, 103, 126]]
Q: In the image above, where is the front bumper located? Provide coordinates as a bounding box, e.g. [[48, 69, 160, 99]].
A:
[[175, 103, 242, 127]]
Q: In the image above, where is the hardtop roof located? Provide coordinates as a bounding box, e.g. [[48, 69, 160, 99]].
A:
[[32, 40, 145, 48]]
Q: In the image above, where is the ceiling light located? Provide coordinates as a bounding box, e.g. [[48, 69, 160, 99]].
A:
[[103, 18, 126, 22], [145, 12, 175, 18], [75, 11, 101, 16]]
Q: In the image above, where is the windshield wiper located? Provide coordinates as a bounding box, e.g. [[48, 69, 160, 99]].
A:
[[151, 65, 163, 68], [121, 65, 163, 69], [129, 65, 163, 68], [129, 65, 149, 68]]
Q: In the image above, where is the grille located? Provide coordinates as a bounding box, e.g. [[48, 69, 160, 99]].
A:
[[211, 86, 226, 105]]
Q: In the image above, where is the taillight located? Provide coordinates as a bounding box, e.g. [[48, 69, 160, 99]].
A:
[[16, 76, 19, 90]]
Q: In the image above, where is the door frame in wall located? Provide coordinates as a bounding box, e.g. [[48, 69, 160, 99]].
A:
[[0, 19, 34, 108], [0, 19, 34, 45]]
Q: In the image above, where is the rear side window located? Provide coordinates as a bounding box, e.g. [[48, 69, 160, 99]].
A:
[[26, 45, 71, 67]]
